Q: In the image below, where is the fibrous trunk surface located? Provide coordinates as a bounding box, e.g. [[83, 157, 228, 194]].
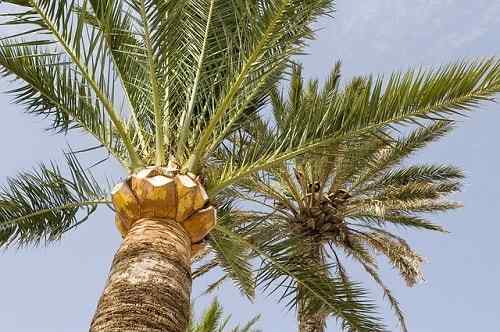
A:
[[298, 242, 328, 332], [90, 218, 191, 332], [299, 312, 327, 332]]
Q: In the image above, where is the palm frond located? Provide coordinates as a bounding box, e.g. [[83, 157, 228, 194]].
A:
[[361, 198, 461, 215], [0, 40, 128, 164], [175, 0, 216, 157], [357, 232, 425, 287], [83, 0, 151, 154], [193, 299, 224, 332], [0, 0, 143, 168], [193, 260, 218, 280], [125, 0, 178, 165], [354, 255, 408, 332], [0, 152, 109, 248], [350, 213, 447, 233], [235, 314, 262, 332], [208, 205, 256, 299], [190, 299, 261, 332], [363, 164, 464, 193], [351, 121, 456, 190]]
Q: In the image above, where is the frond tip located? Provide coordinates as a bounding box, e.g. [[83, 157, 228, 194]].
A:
[[0, 152, 109, 248], [190, 298, 260, 332]]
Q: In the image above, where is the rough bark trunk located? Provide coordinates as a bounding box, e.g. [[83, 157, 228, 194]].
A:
[[298, 242, 328, 332], [298, 310, 327, 332], [90, 217, 191, 332]]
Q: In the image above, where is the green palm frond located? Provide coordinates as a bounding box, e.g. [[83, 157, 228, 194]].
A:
[[375, 181, 460, 201], [351, 252, 408, 332], [0, 0, 143, 167], [357, 232, 425, 287], [347, 161, 463, 234], [125, 0, 180, 165], [174, 0, 218, 157], [236, 315, 262, 332], [33, 0, 141, 164], [0, 152, 109, 248], [361, 198, 461, 214], [207, 205, 256, 299], [350, 121, 456, 190], [200, 275, 230, 298], [363, 164, 464, 192], [83, 0, 152, 153], [1, 0, 335, 173], [351, 213, 447, 233], [192, 299, 224, 332], [196, 208, 288, 300], [334, 233, 379, 272], [0, 40, 128, 164], [190, 299, 261, 332]]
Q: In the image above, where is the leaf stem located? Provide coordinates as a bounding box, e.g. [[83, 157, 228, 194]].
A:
[[176, 0, 215, 158], [139, 0, 165, 166]]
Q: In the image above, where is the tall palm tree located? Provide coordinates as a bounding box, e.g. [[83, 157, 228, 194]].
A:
[[1, 1, 500, 331], [216, 64, 488, 332]]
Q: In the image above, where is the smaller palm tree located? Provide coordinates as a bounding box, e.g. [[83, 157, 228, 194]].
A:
[[189, 299, 261, 332], [204, 64, 484, 332]]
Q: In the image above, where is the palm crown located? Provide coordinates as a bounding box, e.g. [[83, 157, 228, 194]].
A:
[[1, 1, 500, 331]]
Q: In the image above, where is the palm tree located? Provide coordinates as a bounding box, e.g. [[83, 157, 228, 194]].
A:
[[218, 64, 485, 332], [189, 299, 260, 332], [1, 1, 500, 331]]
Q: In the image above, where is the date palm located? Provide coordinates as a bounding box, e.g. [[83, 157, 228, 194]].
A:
[[221, 64, 488, 332], [1, 1, 500, 331]]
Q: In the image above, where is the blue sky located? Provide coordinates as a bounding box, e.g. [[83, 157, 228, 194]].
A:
[[1, 1, 500, 331]]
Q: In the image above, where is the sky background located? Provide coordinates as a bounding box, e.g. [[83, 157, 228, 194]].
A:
[[1, 1, 500, 331]]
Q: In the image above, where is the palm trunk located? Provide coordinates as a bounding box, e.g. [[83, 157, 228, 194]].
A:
[[297, 242, 327, 332], [298, 310, 327, 332], [90, 217, 192, 332]]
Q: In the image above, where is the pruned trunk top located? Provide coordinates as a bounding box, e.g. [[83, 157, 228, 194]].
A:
[[111, 165, 216, 259]]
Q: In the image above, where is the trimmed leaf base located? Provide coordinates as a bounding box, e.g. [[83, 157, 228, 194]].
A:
[[111, 166, 216, 258]]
